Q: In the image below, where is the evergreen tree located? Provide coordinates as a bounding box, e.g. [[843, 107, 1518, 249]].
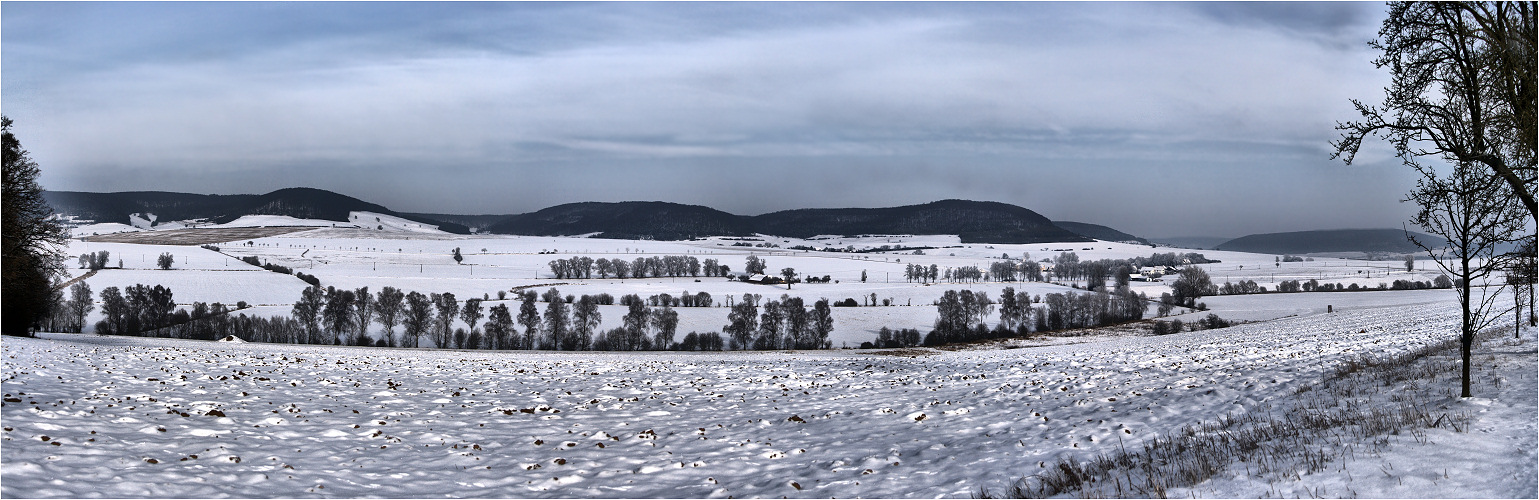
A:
[[2, 116, 66, 335]]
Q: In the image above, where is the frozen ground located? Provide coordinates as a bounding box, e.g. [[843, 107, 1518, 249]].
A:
[[57, 231, 1469, 347], [4, 299, 1532, 498]]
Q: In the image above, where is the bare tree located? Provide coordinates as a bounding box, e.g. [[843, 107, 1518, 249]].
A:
[[651, 305, 679, 349], [322, 286, 356, 345], [1334, 2, 1537, 222], [570, 295, 601, 351], [431, 292, 458, 348], [460, 298, 484, 343], [401, 291, 433, 348], [1407, 160, 1528, 397], [1505, 239, 1537, 337], [352, 287, 373, 346], [541, 288, 568, 350], [292, 284, 325, 344], [724, 294, 758, 350], [66, 282, 93, 333], [517, 291, 541, 349], [485, 303, 515, 350], [373, 286, 404, 347], [1169, 266, 1213, 307]]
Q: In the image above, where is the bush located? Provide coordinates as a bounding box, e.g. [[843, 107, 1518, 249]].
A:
[[156, 252, 175, 270], [295, 272, 320, 287]]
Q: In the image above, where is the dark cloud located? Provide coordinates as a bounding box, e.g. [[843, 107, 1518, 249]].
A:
[[3, 2, 1404, 239]]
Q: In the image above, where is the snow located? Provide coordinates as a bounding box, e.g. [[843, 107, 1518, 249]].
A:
[[52, 231, 1486, 348], [4, 300, 1533, 498], [212, 215, 358, 229], [9, 230, 1536, 497], [68, 222, 144, 238], [347, 211, 448, 234]]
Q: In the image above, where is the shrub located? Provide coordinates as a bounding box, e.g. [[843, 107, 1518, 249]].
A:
[[156, 252, 175, 270]]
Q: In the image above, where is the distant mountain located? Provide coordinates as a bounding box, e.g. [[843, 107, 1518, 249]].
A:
[[487, 202, 753, 240], [751, 200, 1088, 244], [401, 213, 515, 233], [45, 188, 470, 234], [1149, 236, 1232, 250], [1215, 229, 1439, 254], [1051, 221, 1150, 245], [483, 199, 1091, 243], [47, 189, 1096, 243]]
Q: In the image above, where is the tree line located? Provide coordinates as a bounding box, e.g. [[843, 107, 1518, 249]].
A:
[[721, 294, 835, 350], [1214, 276, 1454, 295], [547, 255, 735, 280], [863, 284, 1156, 348], [81, 282, 867, 352]]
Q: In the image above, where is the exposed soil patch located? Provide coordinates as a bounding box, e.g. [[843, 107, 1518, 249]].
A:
[[82, 227, 319, 245]]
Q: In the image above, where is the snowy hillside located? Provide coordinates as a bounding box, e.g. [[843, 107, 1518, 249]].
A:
[[55, 231, 1468, 347], [4, 300, 1531, 498]]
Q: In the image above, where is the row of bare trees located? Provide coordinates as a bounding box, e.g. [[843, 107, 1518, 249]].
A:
[[1335, 1, 1536, 397]]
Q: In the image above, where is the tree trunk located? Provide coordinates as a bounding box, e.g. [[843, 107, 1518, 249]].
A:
[[1462, 328, 1473, 398], [1461, 256, 1473, 398]]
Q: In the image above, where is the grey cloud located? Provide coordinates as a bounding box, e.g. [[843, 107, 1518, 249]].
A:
[[4, 2, 1408, 239]]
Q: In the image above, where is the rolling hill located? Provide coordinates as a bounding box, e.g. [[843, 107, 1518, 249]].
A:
[[1050, 221, 1150, 245], [49, 189, 1113, 243], [486, 202, 753, 240], [45, 188, 470, 234], [752, 200, 1089, 243], [1215, 229, 1440, 254]]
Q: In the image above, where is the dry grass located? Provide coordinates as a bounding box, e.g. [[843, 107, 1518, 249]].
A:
[[978, 328, 1497, 499], [82, 226, 318, 245]]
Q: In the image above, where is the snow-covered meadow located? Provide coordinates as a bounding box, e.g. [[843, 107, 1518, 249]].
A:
[[57, 226, 1461, 347], [5, 298, 1532, 498], [11, 224, 1533, 498]]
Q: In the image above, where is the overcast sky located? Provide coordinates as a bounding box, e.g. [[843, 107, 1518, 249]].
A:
[[3, 2, 1414, 238]]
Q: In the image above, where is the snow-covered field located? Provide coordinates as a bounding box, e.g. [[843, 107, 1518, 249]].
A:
[[3, 299, 1532, 498], [56, 229, 1462, 347], [7, 228, 1535, 498]]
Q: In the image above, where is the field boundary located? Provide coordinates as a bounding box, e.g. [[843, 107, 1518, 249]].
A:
[[81, 226, 320, 245]]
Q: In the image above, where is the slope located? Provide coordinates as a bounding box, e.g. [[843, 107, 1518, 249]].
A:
[[1215, 228, 1440, 254], [45, 188, 469, 234], [1051, 221, 1150, 245]]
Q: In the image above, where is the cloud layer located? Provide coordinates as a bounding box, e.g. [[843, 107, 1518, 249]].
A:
[[3, 2, 1411, 238]]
